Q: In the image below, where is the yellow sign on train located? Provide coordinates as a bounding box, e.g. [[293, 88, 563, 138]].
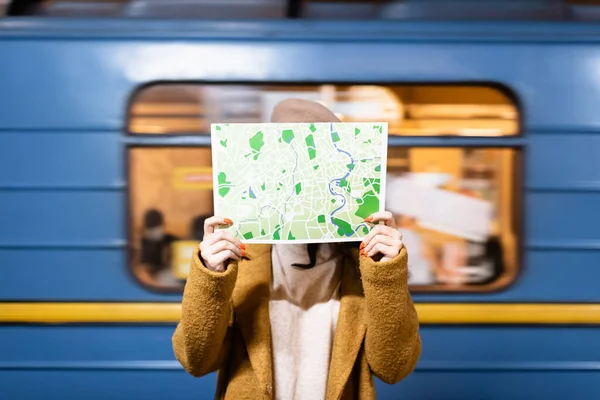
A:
[[171, 240, 198, 279], [172, 167, 213, 190]]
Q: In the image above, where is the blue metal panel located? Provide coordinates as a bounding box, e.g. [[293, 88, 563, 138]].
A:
[[2, 327, 600, 399], [528, 192, 600, 246], [5, 20, 600, 43], [414, 251, 600, 302], [2, 249, 600, 302], [0, 41, 130, 130], [0, 192, 124, 245], [528, 133, 600, 190], [502, 251, 600, 301], [417, 327, 600, 364], [0, 326, 178, 362], [1, 131, 595, 191], [2, 326, 599, 365], [2, 370, 598, 400], [2, 34, 600, 130], [0, 370, 206, 400], [0, 250, 184, 301], [0, 132, 123, 189], [385, 372, 600, 400], [2, 370, 599, 400]]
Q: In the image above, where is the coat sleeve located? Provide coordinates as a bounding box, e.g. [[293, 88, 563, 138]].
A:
[[359, 247, 422, 384], [172, 251, 238, 377]]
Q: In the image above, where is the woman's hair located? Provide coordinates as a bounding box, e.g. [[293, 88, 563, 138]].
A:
[[338, 242, 361, 265], [292, 242, 361, 269]]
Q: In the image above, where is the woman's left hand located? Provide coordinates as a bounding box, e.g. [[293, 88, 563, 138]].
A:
[[361, 211, 404, 262]]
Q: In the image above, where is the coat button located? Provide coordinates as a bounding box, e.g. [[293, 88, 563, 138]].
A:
[[266, 384, 273, 395]]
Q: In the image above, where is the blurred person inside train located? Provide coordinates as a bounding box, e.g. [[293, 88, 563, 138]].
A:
[[172, 99, 422, 400], [394, 214, 434, 285], [139, 208, 180, 286]]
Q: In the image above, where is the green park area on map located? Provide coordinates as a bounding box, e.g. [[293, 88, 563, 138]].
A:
[[211, 122, 388, 243]]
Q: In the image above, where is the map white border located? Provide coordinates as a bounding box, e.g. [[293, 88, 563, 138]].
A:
[[211, 122, 389, 244]]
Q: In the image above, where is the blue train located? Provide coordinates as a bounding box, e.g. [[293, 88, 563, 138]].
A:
[[1, 10, 600, 400]]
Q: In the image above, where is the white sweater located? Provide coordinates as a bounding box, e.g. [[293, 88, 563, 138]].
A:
[[269, 244, 343, 400]]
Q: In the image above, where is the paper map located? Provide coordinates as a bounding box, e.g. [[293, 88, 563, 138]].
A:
[[211, 122, 388, 243]]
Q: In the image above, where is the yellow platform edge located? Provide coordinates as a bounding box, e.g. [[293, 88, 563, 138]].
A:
[[3, 303, 600, 324]]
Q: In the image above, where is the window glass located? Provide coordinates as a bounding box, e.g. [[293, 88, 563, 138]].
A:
[[129, 147, 213, 289], [129, 84, 518, 136], [128, 146, 520, 292], [387, 147, 519, 290]]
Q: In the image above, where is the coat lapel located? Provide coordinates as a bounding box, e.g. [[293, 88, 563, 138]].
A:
[[231, 245, 366, 400], [326, 249, 367, 400], [231, 244, 274, 398]]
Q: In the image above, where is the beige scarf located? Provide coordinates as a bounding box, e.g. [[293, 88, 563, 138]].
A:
[[269, 244, 343, 400]]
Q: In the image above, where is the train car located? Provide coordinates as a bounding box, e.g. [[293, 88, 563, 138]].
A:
[[1, 6, 600, 400]]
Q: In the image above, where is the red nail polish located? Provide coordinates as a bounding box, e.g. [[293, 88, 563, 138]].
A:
[[359, 242, 365, 250], [223, 218, 233, 225], [364, 216, 373, 223], [240, 243, 246, 251]]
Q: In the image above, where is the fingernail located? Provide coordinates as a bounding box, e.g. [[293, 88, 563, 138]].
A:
[[359, 242, 365, 250], [364, 216, 373, 223], [240, 243, 246, 251], [360, 250, 366, 256], [241, 250, 246, 257], [223, 218, 233, 225]]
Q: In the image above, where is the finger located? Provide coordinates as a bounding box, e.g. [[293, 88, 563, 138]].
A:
[[365, 242, 400, 260], [363, 224, 401, 243], [203, 216, 234, 236], [364, 211, 396, 228], [201, 233, 245, 259], [361, 224, 401, 249], [202, 230, 243, 249], [363, 234, 402, 256], [209, 239, 244, 258], [363, 234, 401, 256], [208, 249, 240, 268]]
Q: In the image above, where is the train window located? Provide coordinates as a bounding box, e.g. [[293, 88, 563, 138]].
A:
[[387, 147, 520, 291], [128, 145, 520, 292], [128, 83, 520, 291], [129, 84, 518, 136], [128, 147, 214, 290]]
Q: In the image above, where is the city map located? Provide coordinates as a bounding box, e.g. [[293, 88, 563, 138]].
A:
[[211, 122, 388, 243]]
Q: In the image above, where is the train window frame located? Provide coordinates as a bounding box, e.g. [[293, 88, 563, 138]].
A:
[[124, 81, 523, 294], [126, 81, 522, 138]]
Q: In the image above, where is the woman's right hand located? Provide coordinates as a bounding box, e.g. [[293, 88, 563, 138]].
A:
[[199, 216, 245, 273]]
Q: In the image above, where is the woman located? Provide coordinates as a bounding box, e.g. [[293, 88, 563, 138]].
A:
[[172, 99, 422, 400]]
